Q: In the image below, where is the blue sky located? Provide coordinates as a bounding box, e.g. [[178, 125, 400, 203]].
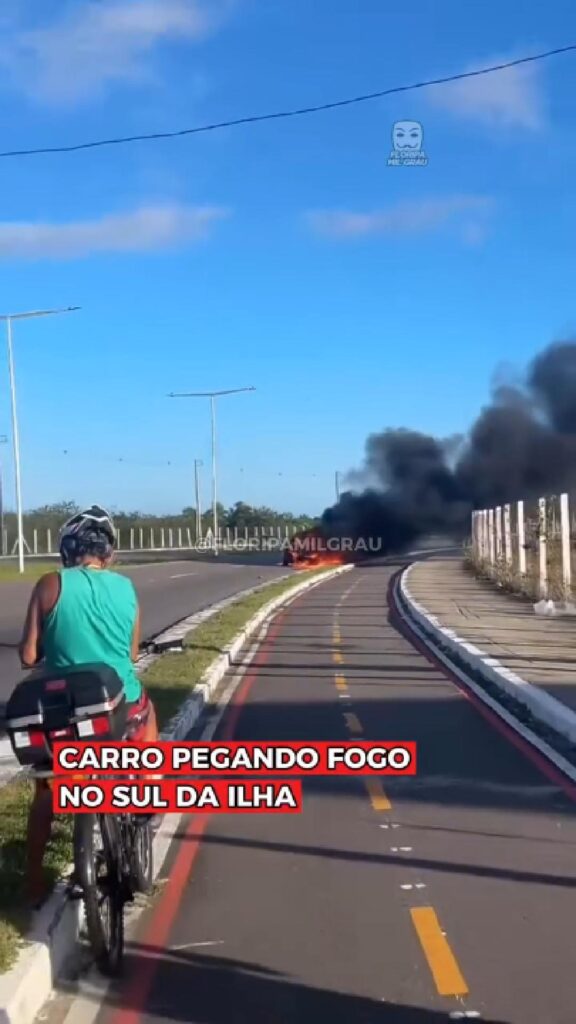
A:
[[0, 0, 575, 517]]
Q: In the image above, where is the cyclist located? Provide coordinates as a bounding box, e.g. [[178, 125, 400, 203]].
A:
[[17, 505, 158, 907]]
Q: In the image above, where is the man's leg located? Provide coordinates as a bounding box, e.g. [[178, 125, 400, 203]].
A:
[[143, 698, 158, 742], [26, 780, 53, 906]]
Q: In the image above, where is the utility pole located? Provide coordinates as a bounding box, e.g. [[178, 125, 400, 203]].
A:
[[210, 396, 217, 551], [168, 387, 256, 556], [194, 459, 203, 543], [0, 435, 7, 556], [0, 307, 80, 572]]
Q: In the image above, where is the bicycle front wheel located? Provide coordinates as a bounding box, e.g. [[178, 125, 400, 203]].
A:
[[73, 814, 125, 976], [129, 817, 153, 894]]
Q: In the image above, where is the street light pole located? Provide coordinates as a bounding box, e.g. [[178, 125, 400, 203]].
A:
[[0, 435, 7, 557], [0, 307, 80, 573], [194, 459, 203, 543], [210, 396, 218, 549], [6, 321, 24, 573], [168, 387, 256, 556]]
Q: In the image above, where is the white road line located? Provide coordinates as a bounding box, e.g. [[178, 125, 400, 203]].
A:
[[0, 738, 14, 762], [170, 940, 224, 950], [170, 573, 198, 579]]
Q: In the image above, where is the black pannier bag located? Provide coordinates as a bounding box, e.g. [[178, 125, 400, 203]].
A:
[[5, 663, 128, 768]]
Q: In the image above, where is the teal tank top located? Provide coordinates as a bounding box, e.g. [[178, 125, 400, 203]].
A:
[[42, 567, 142, 703]]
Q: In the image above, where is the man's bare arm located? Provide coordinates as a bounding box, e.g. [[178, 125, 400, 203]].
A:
[[19, 573, 60, 669], [131, 605, 142, 663], [19, 582, 44, 668]]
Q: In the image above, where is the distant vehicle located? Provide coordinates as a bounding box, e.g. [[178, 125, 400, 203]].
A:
[[283, 527, 329, 567]]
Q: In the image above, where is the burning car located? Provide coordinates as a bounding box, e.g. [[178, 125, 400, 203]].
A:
[[283, 528, 346, 570]]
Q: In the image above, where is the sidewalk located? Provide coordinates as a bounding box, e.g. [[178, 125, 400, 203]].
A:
[[406, 556, 576, 714]]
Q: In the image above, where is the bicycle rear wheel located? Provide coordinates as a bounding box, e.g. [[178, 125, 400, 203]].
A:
[[73, 814, 124, 976]]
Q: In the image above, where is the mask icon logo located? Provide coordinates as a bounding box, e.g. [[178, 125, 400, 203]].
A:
[[388, 121, 428, 167]]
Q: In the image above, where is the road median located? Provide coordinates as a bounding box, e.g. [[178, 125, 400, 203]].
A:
[[0, 562, 352, 1024]]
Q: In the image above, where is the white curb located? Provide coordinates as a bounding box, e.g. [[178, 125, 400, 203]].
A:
[[0, 564, 353, 1024], [398, 563, 576, 747]]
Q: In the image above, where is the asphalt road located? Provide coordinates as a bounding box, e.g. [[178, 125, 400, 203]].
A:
[[0, 555, 289, 701], [54, 558, 576, 1024]]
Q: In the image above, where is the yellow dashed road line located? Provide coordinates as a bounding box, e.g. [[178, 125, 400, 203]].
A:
[[333, 604, 391, 812], [365, 777, 392, 811], [334, 583, 468, 1005], [410, 907, 469, 997]]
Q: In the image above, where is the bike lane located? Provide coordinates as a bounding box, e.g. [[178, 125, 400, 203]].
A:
[[59, 563, 576, 1024]]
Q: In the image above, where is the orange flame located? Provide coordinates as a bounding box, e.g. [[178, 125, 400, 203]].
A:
[[291, 552, 347, 571]]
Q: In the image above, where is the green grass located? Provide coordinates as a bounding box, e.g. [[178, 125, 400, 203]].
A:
[[0, 562, 58, 583], [0, 779, 73, 973], [142, 568, 334, 729]]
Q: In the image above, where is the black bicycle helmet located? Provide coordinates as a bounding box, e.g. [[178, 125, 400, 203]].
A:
[[59, 505, 117, 567]]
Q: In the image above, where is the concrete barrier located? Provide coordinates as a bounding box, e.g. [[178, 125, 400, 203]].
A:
[[395, 563, 576, 785]]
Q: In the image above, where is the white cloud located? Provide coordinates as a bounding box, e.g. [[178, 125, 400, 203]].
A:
[[0, 0, 219, 104], [306, 196, 495, 242], [0, 203, 229, 260], [426, 56, 544, 129]]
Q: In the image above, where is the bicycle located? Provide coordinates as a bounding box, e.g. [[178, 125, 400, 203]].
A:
[[6, 662, 155, 976], [32, 765, 154, 976]]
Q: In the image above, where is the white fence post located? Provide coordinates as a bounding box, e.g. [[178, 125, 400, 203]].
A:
[[160, 528, 166, 549], [517, 500, 526, 576], [150, 528, 155, 549], [495, 506, 502, 561], [130, 528, 135, 551], [186, 528, 192, 547], [168, 529, 174, 548], [538, 497, 548, 598], [139, 528, 144, 550], [33, 529, 38, 555], [473, 512, 481, 561], [560, 492, 571, 597], [488, 508, 495, 565], [117, 528, 121, 551], [178, 528, 182, 548], [47, 528, 52, 554], [503, 504, 512, 565]]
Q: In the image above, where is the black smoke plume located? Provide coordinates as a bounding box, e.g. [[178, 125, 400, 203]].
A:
[[320, 341, 576, 553]]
